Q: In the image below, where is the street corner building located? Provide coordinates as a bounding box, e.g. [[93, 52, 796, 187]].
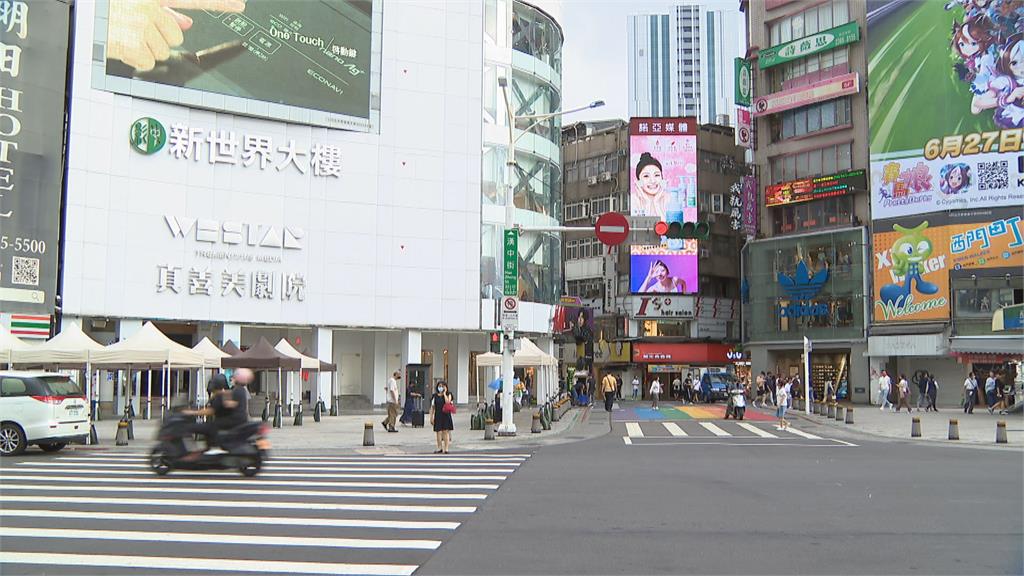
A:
[[1, 0, 571, 416]]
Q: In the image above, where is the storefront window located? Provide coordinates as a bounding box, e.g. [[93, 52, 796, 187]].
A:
[[772, 195, 855, 235], [952, 274, 1024, 336]]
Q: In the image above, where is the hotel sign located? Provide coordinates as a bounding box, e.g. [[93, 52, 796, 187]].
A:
[[753, 72, 859, 117], [759, 21, 860, 69]]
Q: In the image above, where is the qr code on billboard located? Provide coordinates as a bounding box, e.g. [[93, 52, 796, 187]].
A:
[[977, 161, 1008, 191], [11, 256, 40, 286]]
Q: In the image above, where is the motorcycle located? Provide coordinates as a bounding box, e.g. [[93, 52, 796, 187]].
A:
[[149, 411, 270, 477], [724, 388, 746, 420]]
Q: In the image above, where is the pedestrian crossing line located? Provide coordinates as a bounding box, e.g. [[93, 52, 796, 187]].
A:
[[0, 495, 478, 514], [11, 466, 509, 481], [95, 452, 531, 460], [784, 427, 822, 440], [43, 462, 518, 474], [625, 422, 644, 438], [0, 509, 461, 530], [0, 552, 417, 576], [56, 456, 523, 468], [623, 436, 632, 445], [736, 422, 779, 438], [0, 526, 442, 550], [0, 474, 500, 491], [662, 422, 687, 437], [0, 483, 489, 501], [699, 422, 731, 437]]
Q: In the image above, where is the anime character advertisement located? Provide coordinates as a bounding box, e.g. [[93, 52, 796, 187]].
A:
[[872, 208, 1024, 323], [628, 117, 698, 223], [867, 0, 1024, 221]]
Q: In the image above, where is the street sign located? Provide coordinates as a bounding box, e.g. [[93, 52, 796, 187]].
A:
[[500, 295, 519, 330], [503, 229, 518, 296], [594, 212, 630, 246]]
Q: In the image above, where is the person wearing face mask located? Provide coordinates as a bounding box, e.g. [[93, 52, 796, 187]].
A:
[[429, 381, 455, 454]]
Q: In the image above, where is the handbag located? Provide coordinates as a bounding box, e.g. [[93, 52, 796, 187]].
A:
[[442, 400, 456, 414]]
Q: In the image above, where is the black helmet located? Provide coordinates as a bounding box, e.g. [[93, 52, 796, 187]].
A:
[[207, 373, 228, 394]]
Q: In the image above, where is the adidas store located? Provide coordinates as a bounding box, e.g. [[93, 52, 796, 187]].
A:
[[741, 228, 870, 404]]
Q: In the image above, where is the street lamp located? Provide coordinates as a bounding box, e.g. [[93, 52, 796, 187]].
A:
[[496, 75, 603, 435]]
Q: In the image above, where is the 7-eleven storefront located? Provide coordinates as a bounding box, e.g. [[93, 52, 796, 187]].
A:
[[632, 343, 733, 398]]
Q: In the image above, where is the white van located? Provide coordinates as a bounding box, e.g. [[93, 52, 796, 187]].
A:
[[1, 371, 89, 456]]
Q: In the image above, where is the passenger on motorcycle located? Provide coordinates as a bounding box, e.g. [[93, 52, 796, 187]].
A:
[[183, 368, 254, 450]]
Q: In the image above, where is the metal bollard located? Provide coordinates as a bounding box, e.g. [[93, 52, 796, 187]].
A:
[[293, 403, 303, 426], [531, 412, 542, 433], [835, 405, 844, 422], [541, 404, 552, 430], [996, 420, 1008, 444], [911, 416, 922, 438], [827, 403, 836, 419], [330, 396, 340, 416], [127, 416, 134, 440], [363, 421, 375, 446], [484, 418, 495, 441], [313, 400, 322, 422], [845, 407, 854, 424], [948, 418, 960, 440], [262, 397, 270, 422], [273, 402, 282, 429], [115, 419, 129, 446], [89, 422, 99, 445], [552, 402, 562, 422]]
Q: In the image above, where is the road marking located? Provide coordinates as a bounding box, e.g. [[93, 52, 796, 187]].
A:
[[621, 441, 856, 447], [662, 422, 687, 436], [0, 552, 417, 576], [830, 438, 859, 446], [625, 422, 644, 437], [736, 422, 778, 438], [11, 466, 508, 481], [0, 508, 460, 530], [43, 462, 517, 473], [94, 452, 531, 459], [0, 526, 441, 550], [0, 474, 499, 491], [0, 494, 477, 514], [623, 436, 632, 445], [56, 457, 522, 468], [699, 422, 731, 437], [783, 427, 822, 440], [0, 483, 488, 500]]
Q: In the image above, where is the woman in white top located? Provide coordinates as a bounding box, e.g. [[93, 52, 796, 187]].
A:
[[649, 378, 662, 409], [776, 380, 791, 430]]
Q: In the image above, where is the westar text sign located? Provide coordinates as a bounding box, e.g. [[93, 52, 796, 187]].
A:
[[165, 216, 305, 250]]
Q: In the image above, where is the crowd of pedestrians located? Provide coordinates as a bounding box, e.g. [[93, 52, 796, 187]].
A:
[[873, 369, 1015, 415]]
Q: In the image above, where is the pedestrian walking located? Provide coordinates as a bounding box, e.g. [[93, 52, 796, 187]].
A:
[[671, 376, 683, 401], [963, 372, 978, 414], [616, 375, 624, 400], [631, 376, 640, 400], [999, 378, 1014, 414], [602, 372, 617, 412], [690, 375, 701, 405], [700, 372, 712, 404], [775, 379, 791, 430], [985, 371, 999, 414], [877, 370, 893, 411], [398, 380, 421, 426], [382, 371, 400, 433], [682, 376, 693, 404], [915, 372, 928, 411], [649, 377, 662, 409], [755, 372, 766, 407], [428, 381, 454, 454], [767, 372, 778, 406], [925, 373, 939, 412], [895, 374, 913, 412]]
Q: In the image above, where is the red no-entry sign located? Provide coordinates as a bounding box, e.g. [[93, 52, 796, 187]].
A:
[[594, 212, 630, 246]]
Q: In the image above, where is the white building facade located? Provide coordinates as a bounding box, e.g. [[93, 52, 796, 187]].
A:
[[60, 0, 563, 412]]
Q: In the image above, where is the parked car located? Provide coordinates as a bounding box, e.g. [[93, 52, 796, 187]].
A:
[[1, 371, 89, 456], [701, 372, 737, 402]]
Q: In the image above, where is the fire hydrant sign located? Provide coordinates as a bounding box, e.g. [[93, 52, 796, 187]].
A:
[[500, 296, 519, 331], [503, 229, 518, 297]]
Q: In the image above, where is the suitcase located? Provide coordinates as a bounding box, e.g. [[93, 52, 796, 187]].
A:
[[411, 411, 424, 428]]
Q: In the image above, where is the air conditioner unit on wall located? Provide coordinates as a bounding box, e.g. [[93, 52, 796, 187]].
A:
[[599, 171, 612, 182], [587, 176, 598, 186], [699, 248, 711, 259]]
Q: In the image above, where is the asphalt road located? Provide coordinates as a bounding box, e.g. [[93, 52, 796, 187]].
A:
[[419, 412, 1024, 576]]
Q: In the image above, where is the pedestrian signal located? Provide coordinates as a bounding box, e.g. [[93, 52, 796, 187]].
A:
[[489, 332, 502, 354]]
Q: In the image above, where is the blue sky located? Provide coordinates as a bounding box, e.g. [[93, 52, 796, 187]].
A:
[[560, 0, 745, 122]]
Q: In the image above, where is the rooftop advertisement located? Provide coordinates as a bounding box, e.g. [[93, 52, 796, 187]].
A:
[[92, 0, 378, 132], [867, 0, 1024, 220]]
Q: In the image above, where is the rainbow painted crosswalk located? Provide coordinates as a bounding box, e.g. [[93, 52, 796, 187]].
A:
[[613, 404, 776, 422]]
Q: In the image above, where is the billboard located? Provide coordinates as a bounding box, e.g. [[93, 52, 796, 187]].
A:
[[867, 1, 1024, 220], [630, 244, 698, 295], [0, 0, 70, 316], [872, 207, 1023, 323], [765, 169, 867, 207], [628, 117, 698, 222], [92, 0, 377, 131]]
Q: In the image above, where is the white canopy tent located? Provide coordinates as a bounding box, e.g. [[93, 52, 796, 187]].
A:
[[475, 338, 558, 406], [275, 339, 337, 412], [0, 325, 36, 368], [9, 322, 106, 421]]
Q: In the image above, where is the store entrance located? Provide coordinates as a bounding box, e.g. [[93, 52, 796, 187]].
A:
[[771, 350, 851, 401]]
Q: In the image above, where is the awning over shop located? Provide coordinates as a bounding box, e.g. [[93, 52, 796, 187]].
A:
[[867, 334, 948, 357], [950, 337, 1024, 361]]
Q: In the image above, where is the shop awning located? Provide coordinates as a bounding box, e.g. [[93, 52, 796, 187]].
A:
[[950, 337, 1024, 358]]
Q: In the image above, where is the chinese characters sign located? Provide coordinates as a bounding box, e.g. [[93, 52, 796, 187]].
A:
[[0, 0, 69, 314], [728, 182, 743, 232], [741, 175, 758, 240], [734, 58, 751, 107], [758, 21, 860, 69], [765, 169, 867, 207], [753, 73, 859, 117], [503, 229, 518, 297]]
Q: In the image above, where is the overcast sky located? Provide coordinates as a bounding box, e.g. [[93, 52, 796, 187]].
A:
[[559, 0, 745, 123]]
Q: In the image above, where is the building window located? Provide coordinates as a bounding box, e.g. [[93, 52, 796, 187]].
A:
[[590, 195, 617, 216], [564, 201, 589, 222], [767, 46, 851, 92], [769, 0, 850, 47], [772, 195, 854, 235], [951, 274, 1024, 336], [770, 142, 854, 184]]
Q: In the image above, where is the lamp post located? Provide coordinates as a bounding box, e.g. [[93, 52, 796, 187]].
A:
[[496, 75, 603, 435]]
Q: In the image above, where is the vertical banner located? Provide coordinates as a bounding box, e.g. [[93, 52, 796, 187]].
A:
[[0, 0, 70, 315], [736, 107, 752, 149], [503, 229, 518, 297], [734, 57, 751, 107], [741, 175, 758, 240]]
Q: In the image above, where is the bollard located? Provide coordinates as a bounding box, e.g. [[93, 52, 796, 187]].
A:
[[330, 396, 340, 417], [541, 404, 552, 430], [127, 416, 135, 440], [262, 397, 270, 422], [551, 402, 562, 422], [827, 403, 836, 419], [796, 398, 803, 411], [89, 422, 99, 445], [273, 402, 282, 429], [911, 416, 922, 438], [362, 421, 375, 446], [845, 407, 854, 424], [294, 403, 303, 426], [948, 418, 960, 440], [313, 400, 322, 422], [484, 418, 495, 441], [996, 420, 1008, 444], [531, 412, 542, 433], [835, 405, 844, 422], [115, 419, 129, 446], [286, 399, 293, 418], [812, 402, 819, 415]]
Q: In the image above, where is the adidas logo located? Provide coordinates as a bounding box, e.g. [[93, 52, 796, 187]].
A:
[[777, 261, 828, 301]]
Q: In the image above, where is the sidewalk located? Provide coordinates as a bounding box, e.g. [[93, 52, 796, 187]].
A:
[[755, 402, 1023, 447], [84, 403, 593, 454]]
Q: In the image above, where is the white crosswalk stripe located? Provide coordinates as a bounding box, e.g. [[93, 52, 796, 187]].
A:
[[619, 420, 850, 446], [699, 422, 732, 437], [736, 422, 779, 438], [0, 451, 529, 575], [662, 422, 687, 436]]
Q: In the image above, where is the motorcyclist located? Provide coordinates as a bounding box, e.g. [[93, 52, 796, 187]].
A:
[[184, 368, 253, 451]]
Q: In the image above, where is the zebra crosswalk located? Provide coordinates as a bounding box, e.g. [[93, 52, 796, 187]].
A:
[[0, 451, 531, 575], [619, 420, 856, 446]]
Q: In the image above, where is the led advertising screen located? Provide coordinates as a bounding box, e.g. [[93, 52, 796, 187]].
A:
[[628, 118, 698, 222], [867, 0, 1023, 220], [630, 244, 698, 295], [93, 0, 377, 131]]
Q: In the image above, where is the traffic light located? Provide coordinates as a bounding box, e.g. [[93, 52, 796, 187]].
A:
[[489, 332, 502, 354], [654, 220, 711, 240]]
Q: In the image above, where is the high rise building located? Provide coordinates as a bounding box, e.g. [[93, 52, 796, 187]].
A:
[[628, 4, 742, 124]]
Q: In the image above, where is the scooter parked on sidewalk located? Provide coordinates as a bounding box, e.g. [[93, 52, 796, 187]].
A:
[[149, 411, 270, 477]]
